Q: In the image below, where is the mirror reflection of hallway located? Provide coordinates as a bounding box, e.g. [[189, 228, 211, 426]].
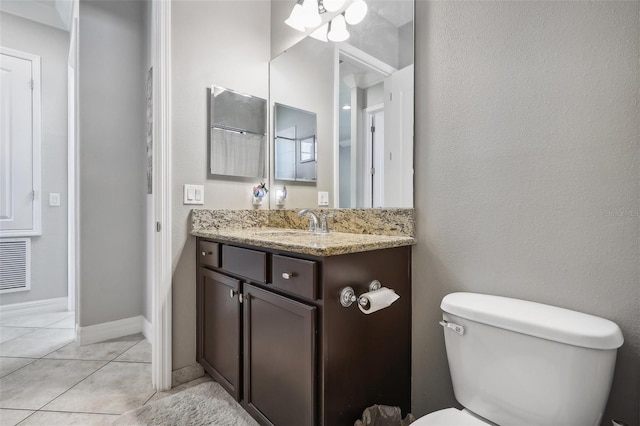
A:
[[338, 46, 413, 208]]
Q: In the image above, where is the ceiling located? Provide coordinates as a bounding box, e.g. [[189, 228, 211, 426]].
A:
[[0, 0, 73, 31], [367, 0, 413, 29]]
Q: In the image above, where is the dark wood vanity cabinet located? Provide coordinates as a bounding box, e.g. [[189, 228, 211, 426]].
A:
[[243, 284, 316, 426], [196, 237, 411, 426], [198, 268, 242, 399]]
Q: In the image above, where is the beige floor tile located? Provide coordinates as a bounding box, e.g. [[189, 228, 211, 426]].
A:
[[0, 408, 34, 426], [43, 315, 75, 329], [0, 328, 75, 358], [43, 362, 154, 415], [114, 339, 151, 363], [18, 411, 119, 425], [0, 327, 38, 344], [45, 334, 142, 361], [0, 312, 73, 328], [0, 359, 106, 410], [146, 375, 213, 404], [0, 357, 36, 378]]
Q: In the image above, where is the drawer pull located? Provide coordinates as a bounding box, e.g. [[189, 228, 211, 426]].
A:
[[282, 272, 296, 280], [202, 251, 214, 256]]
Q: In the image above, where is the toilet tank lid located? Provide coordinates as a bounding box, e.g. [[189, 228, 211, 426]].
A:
[[441, 292, 624, 350]]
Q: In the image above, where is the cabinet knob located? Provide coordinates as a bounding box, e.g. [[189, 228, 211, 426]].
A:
[[202, 251, 213, 256], [282, 272, 295, 280], [229, 289, 238, 298]]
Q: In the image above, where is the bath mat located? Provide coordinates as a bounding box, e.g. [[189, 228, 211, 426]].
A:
[[115, 381, 259, 426]]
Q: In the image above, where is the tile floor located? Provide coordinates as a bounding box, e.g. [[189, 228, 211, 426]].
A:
[[0, 310, 207, 425]]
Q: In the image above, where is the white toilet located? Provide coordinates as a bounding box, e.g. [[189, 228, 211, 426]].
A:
[[414, 292, 624, 426]]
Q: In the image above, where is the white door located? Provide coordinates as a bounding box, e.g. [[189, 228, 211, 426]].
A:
[[384, 64, 413, 208], [0, 48, 41, 237]]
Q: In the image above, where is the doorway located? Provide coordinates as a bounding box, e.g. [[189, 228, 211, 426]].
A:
[[366, 106, 385, 208]]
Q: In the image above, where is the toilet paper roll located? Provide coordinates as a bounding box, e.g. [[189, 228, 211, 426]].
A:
[[358, 287, 400, 314]]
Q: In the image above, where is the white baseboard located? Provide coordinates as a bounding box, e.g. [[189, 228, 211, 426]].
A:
[[142, 316, 152, 342], [78, 315, 147, 346], [0, 297, 68, 319]]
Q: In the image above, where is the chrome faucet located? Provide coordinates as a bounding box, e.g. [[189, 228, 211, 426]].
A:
[[298, 209, 334, 233], [320, 213, 334, 233], [297, 209, 320, 232]]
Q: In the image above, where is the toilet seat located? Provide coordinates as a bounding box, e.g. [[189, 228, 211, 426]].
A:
[[412, 408, 490, 425]]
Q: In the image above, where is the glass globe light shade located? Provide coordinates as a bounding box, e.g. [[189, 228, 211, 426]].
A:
[[345, 0, 367, 25]]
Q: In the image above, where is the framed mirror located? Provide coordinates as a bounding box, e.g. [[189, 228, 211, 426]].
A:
[[269, 0, 414, 208], [274, 103, 318, 182]]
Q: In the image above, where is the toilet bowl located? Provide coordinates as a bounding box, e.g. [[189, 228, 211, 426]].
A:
[[413, 408, 490, 425], [412, 292, 623, 426]]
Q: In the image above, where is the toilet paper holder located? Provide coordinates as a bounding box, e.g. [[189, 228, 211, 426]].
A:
[[340, 280, 382, 308]]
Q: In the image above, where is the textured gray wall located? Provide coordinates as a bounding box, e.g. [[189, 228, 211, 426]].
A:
[[78, 0, 146, 327], [0, 13, 69, 306], [412, 1, 639, 425], [171, 0, 270, 370]]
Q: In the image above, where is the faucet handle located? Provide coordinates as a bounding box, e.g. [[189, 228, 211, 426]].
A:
[[320, 213, 334, 233], [306, 217, 317, 232]]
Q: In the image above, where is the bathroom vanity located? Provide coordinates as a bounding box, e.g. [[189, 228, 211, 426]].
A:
[[194, 221, 413, 426]]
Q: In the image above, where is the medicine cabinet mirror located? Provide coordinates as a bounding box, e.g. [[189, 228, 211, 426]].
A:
[[274, 103, 318, 182], [208, 86, 267, 179]]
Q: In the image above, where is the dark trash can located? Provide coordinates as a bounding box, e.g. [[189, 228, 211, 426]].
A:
[[355, 404, 416, 426]]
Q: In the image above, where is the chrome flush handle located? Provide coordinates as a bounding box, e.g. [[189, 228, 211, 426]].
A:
[[439, 320, 465, 336]]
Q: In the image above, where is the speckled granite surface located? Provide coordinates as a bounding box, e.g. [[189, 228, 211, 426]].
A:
[[191, 209, 415, 256]]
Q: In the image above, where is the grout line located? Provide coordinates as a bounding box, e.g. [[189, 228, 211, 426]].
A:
[[142, 391, 157, 406], [0, 357, 38, 379], [14, 409, 38, 426], [27, 408, 123, 416], [0, 328, 40, 345], [3, 314, 154, 419], [37, 360, 112, 413]]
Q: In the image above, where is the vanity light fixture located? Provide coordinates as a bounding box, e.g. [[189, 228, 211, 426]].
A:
[[322, 0, 345, 12], [285, 0, 367, 43], [284, 1, 307, 32], [285, 0, 321, 31], [301, 0, 322, 28], [328, 13, 350, 42], [310, 22, 329, 42], [344, 0, 367, 25]]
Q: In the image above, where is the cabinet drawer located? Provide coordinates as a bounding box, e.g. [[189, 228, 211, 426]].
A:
[[199, 240, 220, 268], [271, 254, 317, 300], [222, 245, 267, 283]]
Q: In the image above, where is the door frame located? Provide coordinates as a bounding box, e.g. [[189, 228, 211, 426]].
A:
[[151, 0, 172, 391]]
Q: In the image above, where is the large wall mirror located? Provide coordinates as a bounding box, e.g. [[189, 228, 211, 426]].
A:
[[270, 0, 414, 208]]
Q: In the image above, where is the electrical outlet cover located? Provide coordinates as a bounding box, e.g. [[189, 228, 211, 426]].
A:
[[318, 191, 329, 206]]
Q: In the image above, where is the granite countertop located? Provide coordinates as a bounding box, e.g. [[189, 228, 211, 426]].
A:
[[192, 227, 415, 256]]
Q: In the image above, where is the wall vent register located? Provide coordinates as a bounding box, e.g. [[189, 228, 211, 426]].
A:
[[0, 238, 31, 293]]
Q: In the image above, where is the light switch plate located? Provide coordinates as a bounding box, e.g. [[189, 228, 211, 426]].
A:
[[183, 184, 204, 205], [318, 191, 329, 206], [49, 193, 61, 207]]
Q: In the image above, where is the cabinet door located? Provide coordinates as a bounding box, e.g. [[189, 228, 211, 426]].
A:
[[243, 284, 316, 426], [197, 268, 242, 400]]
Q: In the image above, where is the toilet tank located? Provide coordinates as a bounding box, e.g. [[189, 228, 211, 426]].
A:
[[440, 292, 623, 426]]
